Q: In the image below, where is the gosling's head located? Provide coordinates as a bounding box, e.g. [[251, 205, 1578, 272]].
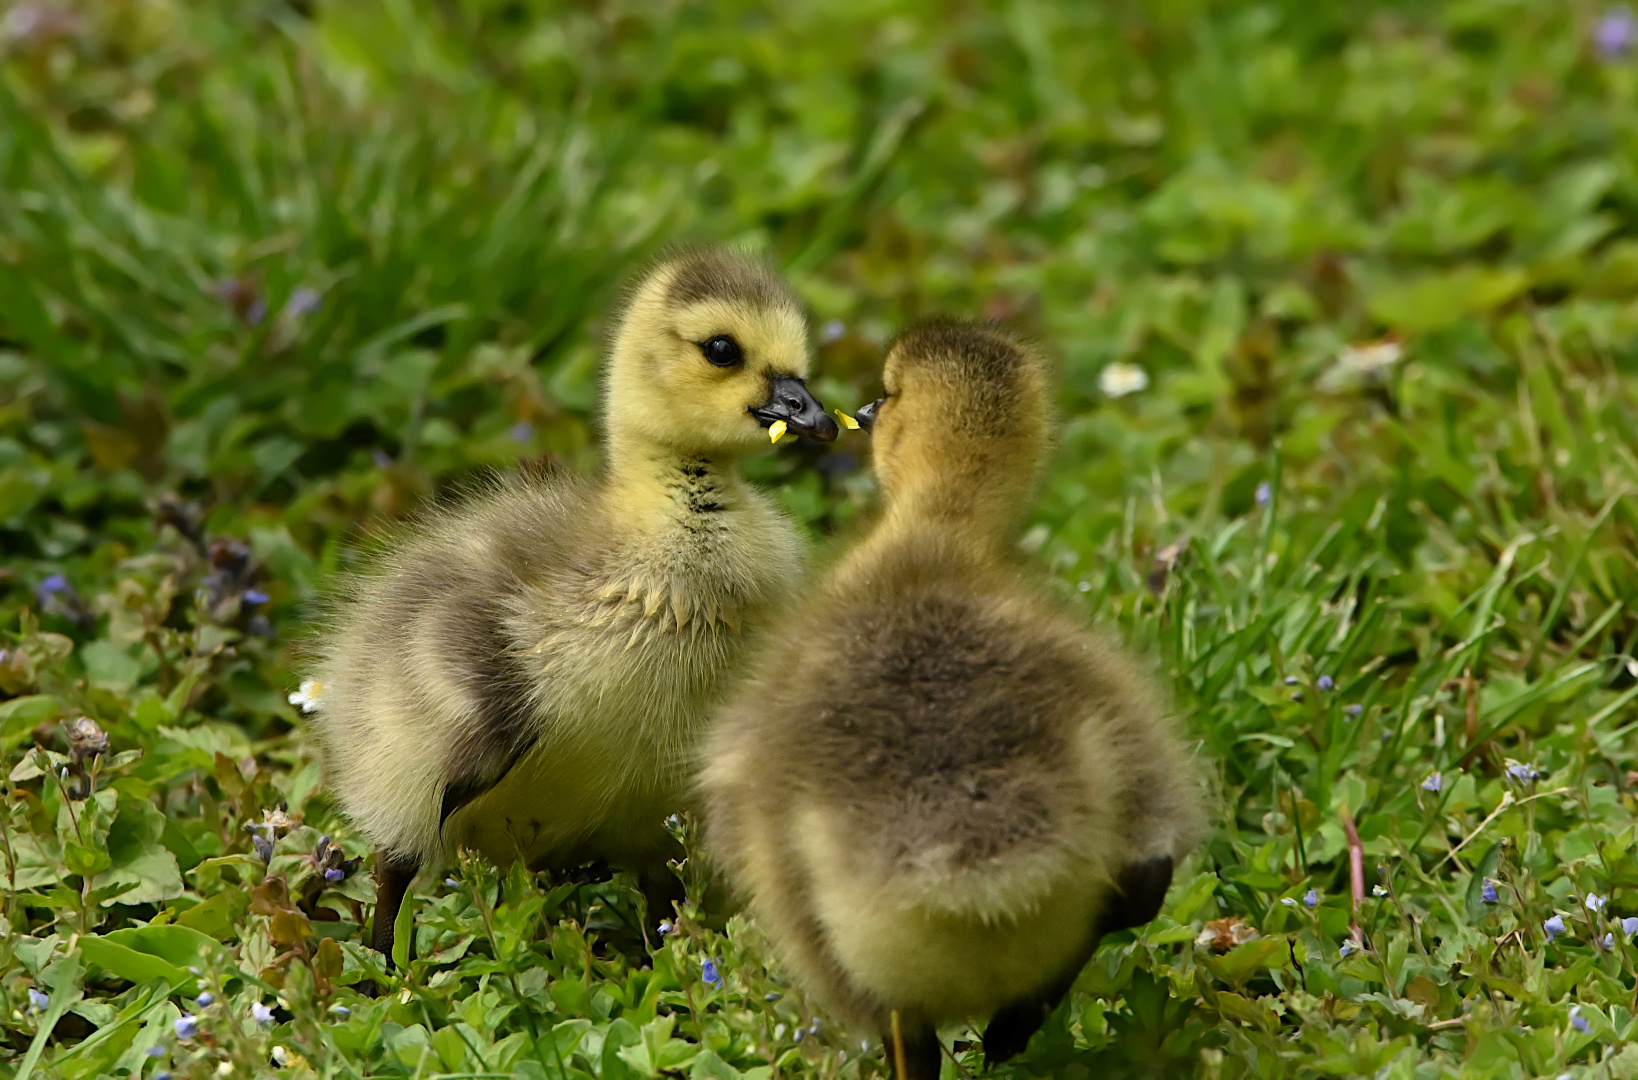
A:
[[603, 246, 837, 457], [857, 319, 1052, 530]]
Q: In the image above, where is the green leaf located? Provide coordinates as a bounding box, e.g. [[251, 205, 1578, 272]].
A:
[[0, 695, 62, 749], [174, 889, 251, 941]]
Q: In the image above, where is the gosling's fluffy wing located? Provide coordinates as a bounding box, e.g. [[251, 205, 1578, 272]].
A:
[[308, 467, 591, 857]]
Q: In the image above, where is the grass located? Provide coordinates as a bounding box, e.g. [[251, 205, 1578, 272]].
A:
[[3, 0, 1638, 1076]]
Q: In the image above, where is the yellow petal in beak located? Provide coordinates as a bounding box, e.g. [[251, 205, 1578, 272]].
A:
[[834, 409, 860, 431], [768, 419, 788, 444]]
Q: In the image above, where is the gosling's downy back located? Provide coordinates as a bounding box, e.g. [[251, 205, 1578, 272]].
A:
[[702, 321, 1202, 1061]]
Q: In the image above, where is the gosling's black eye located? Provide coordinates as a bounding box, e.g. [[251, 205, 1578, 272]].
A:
[[700, 334, 744, 367]]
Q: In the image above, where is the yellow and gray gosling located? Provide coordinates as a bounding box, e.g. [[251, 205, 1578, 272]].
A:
[[301, 247, 837, 970], [701, 321, 1201, 1078]]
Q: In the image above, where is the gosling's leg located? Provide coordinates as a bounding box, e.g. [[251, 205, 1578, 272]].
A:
[[983, 856, 1175, 1066], [637, 862, 686, 932], [884, 1014, 941, 1080], [362, 850, 420, 995]]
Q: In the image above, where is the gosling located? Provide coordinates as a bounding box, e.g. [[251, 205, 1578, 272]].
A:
[[304, 247, 838, 968], [701, 321, 1200, 1079]]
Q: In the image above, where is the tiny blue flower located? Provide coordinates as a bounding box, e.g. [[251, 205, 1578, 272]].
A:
[[1280, 897, 1297, 907], [1604, 932, 1616, 949], [38, 574, 69, 596], [187, 967, 202, 976], [1255, 481, 1272, 507], [242, 588, 270, 606], [284, 287, 322, 318], [1317, 675, 1333, 692], [27, 987, 48, 1011], [146, 1043, 166, 1058], [174, 1014, 198, 1040], [1345, 704, 1363, 717], [701, 959, 721, 987], [810, 1018, 822, 1033], [156, 1073, 173, 1080], [329, 1004, 350, 1018], [1506, 761, 1541, 784], [1624, 917, 1638, 937], [1283, 676, 1299, 686], [793, 1028, 805, 1043], [1545, 915, 1567, 941], [251, 1001, 274, 1026], [1587, 894, 1607, 912], [195, 991, 215, 1006], [509, 421, 533, 443], [1481, 879, 1498, 904], [324, 868, 345, 883], [1571, 1006, 1591, 1034], [445, 878, 459, 888], [1595, 6, 1638, 58], [1339, 939, 1358, 958], [1421, 772, 1442, 793], [1303, 889, 1320, 908], [765, 992, 781, 1002], [253, 835, 274, 862], [1372, 885, 1388, 897], [657, 920, 673, 936]]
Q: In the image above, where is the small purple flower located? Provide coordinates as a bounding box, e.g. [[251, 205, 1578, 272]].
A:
[[1303, 889, 1320, 908], [195, 991, 215, 1007], [1283, 675, 1299, 686], [329, 1004, 350, 1018], [1255, 481, 1271, 507], [1587, 893, 1607, 913], [324, 867, 345, 884], [765, 992, 780, 1001], [1571, 1006, 1591, 1034], [1339, 938, 1358, 958], [1506, 761, 1541, 784], [1604, 932, 1616, 949], [253, 835, 274, 862], [701, 959, 721, 987], [1545, 915, 1567, 941], [251, 1001, 274, 1026], [37, 573, 68, 599], [1624, 916, 1638, 937], [1481, 879, 1498, 904], [1595, 6, 1638, 59], [27, 987, 48, 1011], [509, 421, 533, 443], [284, 287, 322, 318], [1317, 675, 1334, 692], [444, 877, 459, 888], [657, 920, 673, 936], [1421, 772, 1442, 793], [174, 1014, 198, 1040], [242, 588, 270, 606], [146, 1044, 166, 1058], [1345, 704, 1363, 717], [1280, 897, 1297, 907], [820, 319, 847, 343]]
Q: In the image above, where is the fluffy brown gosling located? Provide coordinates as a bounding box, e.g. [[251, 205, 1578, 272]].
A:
[[701, 320, 1201, 1078], [302, 247, 837, 976]]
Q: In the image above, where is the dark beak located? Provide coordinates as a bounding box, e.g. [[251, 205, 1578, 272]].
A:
[[854, 397, 884, 432], [751, 376, 838, 442]]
